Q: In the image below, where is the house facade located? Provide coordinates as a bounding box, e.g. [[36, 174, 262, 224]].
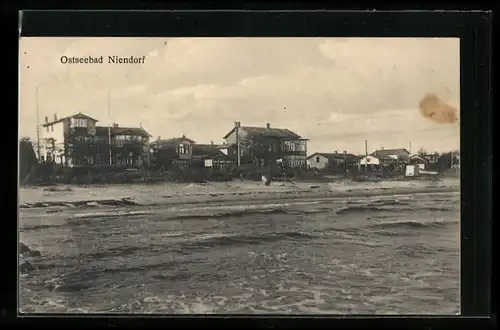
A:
[[94, 125, 151, 167], [222, 122, 308, 168], [40, 112, 151, 167], [359, 154, 399, 170], [307, 152, 358, 170], [149, 136, 196, 169], [359, 155, 383, 167], [192, 143, 235, 170]]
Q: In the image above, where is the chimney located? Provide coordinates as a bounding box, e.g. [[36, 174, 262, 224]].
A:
[[210, 141, 214, 145], [334, 150, 338, 154], [53, 114, 58, 121], [157, 136, 161, 141], [234, 121, 241, 128], [45, 116, 48, 124], [113, 123, 118, 128], [182, 134, 186, 138], [343, 150, 347, 155], [266, 122, 271, 129]]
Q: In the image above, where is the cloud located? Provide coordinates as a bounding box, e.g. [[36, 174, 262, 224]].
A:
[[19, 37, 460, 153]]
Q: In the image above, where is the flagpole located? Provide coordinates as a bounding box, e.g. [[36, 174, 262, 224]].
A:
[[35, 86, 41, 160], [108, 92, 112, 165]]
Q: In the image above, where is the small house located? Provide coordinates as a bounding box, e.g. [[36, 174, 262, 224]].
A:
[[359, 154, 396, 170], [192, 143, 235, 170], [371, 148, 410, 162], [409, 154, 427, 169], [149, 135, 196, 169], [307, 152, 358, 171]]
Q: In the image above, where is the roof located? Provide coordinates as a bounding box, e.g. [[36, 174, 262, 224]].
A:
[[150, 136, 196, 146], [218, 143, 235, 149], [362, 154, 395, 161], [222, 125, 305, 140], [95, 126, 152, 137], [371, 148, 410, 157], [42, 112, 99, 127], [192, 144, 228, 159], [307, 152, 358, 161]]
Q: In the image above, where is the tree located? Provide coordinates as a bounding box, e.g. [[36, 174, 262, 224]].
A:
[[438, 152, 453, 170], [64, 135, 96, 165], [240, 134, 280, 169], [417, 148, 427, 157]]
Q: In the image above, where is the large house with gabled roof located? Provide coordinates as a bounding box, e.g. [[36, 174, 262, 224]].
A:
[[220, 121, 309, 168], [40, 112, 151, 167]]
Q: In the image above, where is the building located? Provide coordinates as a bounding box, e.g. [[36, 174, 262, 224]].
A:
[[221, 122, 308, 168], [422, 152, 440, 164], [409, 154, 427, 169], [192, 143, 235, 170], [307, 151, 358, 170], [149, 135, 196, 169], [40, 112, 151, 167], [371, 148, 411, 162], [94, 125, 151, 166], [359, 154, 395, 170]]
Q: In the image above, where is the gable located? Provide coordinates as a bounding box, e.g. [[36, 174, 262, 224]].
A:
[[43, 112, 99, 127]]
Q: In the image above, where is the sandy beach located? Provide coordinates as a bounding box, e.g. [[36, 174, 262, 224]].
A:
[[19, 178, 460, 209]]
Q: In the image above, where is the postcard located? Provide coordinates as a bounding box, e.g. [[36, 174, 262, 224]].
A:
[[19, 37, 460, 314]]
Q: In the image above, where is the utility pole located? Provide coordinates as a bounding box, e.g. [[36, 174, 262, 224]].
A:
[[343, 150, 347, 174], [235, 121, 241, 167], [35, 86, 41, 160], [364, 140, 368, 171], [108, 92, 112, 166]]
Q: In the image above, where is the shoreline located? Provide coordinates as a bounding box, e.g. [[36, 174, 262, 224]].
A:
[[19, 185, 460, 210]]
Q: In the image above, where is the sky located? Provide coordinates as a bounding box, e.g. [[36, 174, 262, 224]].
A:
[[19, 37, 460, 155]]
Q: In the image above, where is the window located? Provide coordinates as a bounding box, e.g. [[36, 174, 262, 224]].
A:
[[71, 118, 88, 128], [296, 141, 306, 152], [178, 144, 189, 154], [284, 141, 296, 152], [316, 156, 320, 163]]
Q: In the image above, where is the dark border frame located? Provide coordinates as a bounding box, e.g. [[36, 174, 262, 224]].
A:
[[6, 7, 493, 330]]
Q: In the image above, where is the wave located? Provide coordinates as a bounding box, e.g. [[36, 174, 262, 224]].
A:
[[20, 210, 152, 231], [345, 199, 410, 207], [367, 219, 456, 230], [177, 231, 316, 251], [394, 243, 442, 257], [187, 207, 323, 221], [19, 198, 143, 209], [336, 205, 455, 216], [168, 208, 292, 221]]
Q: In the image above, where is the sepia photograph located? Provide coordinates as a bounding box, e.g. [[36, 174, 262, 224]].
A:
[[19, 37, 460, 314]]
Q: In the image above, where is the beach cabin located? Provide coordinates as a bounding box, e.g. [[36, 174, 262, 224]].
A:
[[405, 164, 420, 177]]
